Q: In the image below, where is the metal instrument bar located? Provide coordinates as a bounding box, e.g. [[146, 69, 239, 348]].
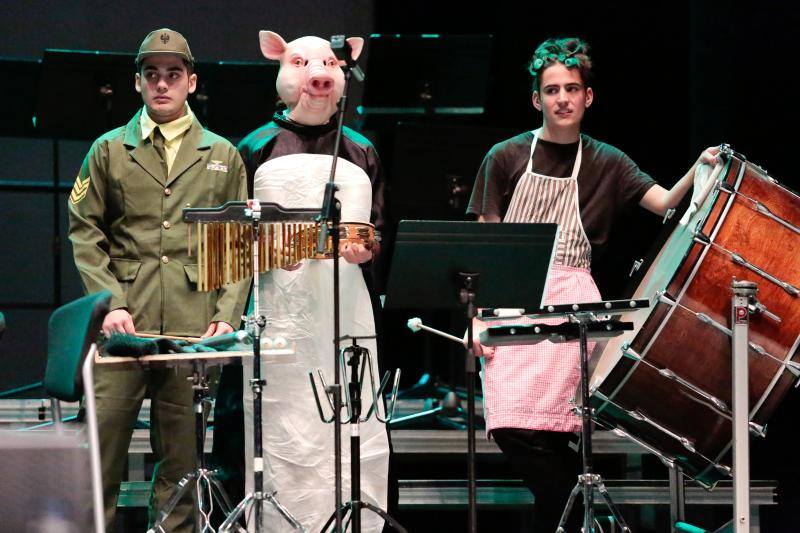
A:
[[628, 408, 696, 453], [478, 298, 649, 321], [732, 281, 756, 532], [621, 342, 729, 414], [670, 298, 797, 375], [480, 320, 633, 347], [591, 392, 721, 470], [183, 200, 319, 223]]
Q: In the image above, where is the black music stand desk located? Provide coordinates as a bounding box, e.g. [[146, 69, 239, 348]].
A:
[[386, 220, 557, 310], [385, 220, 557, 533]]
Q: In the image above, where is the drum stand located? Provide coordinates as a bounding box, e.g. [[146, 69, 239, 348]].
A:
[[311, 336, 405, 533], [555, 311, 634, 533], [220, 200, 305, 533], [148, 359, 236, 533], [674, 280, 758, 533]]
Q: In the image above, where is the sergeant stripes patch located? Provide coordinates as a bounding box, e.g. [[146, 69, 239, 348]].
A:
[[69, 175, 90, 204]]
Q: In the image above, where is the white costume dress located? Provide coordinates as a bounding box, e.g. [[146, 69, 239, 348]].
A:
[[243, 153, 389, 532]]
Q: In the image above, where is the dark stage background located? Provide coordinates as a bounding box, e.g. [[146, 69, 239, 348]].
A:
[[1, 1, 798, 530]]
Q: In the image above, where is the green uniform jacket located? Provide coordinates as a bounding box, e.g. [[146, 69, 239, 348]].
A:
[[68, 110, 249, 336]]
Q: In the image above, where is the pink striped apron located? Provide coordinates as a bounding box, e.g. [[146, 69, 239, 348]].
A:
[[482, 129, 600, 433]]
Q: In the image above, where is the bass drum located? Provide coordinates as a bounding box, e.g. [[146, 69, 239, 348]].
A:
[[589, 148, 800, 487]]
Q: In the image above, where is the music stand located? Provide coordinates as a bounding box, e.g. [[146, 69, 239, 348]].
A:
[[0, 58, 39, 136], [360, 35, 493, 118], [385, 220, 557, 533], [36, 49, 142, 140], [191, 60, 279, 137]]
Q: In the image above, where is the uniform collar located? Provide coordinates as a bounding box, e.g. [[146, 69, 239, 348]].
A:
[[140, 103, 195, 141]]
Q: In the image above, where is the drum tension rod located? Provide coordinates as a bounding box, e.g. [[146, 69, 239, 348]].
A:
[[621, 342, 730, 415], [717, 180, 800, 235], [692, 229, 800, 297]]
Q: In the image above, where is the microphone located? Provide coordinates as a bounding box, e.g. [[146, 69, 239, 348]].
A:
[[330, 35, 364, 81]]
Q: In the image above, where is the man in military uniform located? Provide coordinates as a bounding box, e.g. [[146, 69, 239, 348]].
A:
[[68, 28, 249, 532]]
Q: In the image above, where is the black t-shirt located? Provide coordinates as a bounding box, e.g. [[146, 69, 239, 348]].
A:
[[467, 131, 656, 262]]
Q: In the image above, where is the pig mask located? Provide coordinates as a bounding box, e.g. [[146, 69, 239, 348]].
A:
[[260, 31, 364, 126]]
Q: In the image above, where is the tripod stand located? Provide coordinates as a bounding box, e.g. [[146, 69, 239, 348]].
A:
[[555, 311, 631, 533], [148, 359, 235, 533], [476, 298, 648, 532], [311, 336, 405, 533], [385, 220, 559, 532], [214, 200, 305, 533]]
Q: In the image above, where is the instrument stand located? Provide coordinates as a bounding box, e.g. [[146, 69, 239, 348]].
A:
[[221, 200, 305, 533], [313, 34, 367, 533], [676, 280, 757, 533], [148, 360, 235, 533], [460, 273, 480, 533], [313, 337, 406, 533], [556, 311, 632, 533]]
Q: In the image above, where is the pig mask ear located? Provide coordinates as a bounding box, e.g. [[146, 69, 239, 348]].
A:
[[259, 30, 288, 60], [346, 37, 364, 61]]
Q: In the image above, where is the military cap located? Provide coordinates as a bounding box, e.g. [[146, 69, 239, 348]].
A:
[[136, 28, 195, 66]]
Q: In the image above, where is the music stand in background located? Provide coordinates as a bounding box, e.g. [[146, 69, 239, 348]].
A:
[[359, 34, 493, 120], [385, 220, 557, 533], [0, 58, 40, 137], [36, 49, 141, 140], [191, 61, 279, 138], [34, 49, 143, 312], [388, 123, 516, 222]]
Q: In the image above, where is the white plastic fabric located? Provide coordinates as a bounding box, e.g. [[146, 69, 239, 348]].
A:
[[243, 153, 389, 532]]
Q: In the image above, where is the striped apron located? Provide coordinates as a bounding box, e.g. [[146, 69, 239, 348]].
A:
[[483, 129, 601, 433]]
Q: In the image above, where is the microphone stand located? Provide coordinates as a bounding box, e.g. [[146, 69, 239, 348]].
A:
[[315, 34, 363, 533]]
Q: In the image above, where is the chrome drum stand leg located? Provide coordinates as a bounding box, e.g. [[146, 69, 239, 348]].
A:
[[148, 361, 236, 533], [557, 315, 631, 533]]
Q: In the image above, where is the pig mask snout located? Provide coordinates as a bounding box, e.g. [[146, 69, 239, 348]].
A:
[[306, 61, 335, 96]]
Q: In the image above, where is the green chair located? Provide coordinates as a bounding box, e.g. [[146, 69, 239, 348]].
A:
[[43, 289, 111, 533]]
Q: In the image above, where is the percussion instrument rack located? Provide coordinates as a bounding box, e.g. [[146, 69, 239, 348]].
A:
[[479, 298, 651, 533], [185, 199, 310, 533]]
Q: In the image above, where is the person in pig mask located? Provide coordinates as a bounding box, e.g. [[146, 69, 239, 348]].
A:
[[225, 31, 389, 532], [467, 37, 720, 530]]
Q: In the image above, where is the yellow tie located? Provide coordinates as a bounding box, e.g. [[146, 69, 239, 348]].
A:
[[153, 127, 168, 177]]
